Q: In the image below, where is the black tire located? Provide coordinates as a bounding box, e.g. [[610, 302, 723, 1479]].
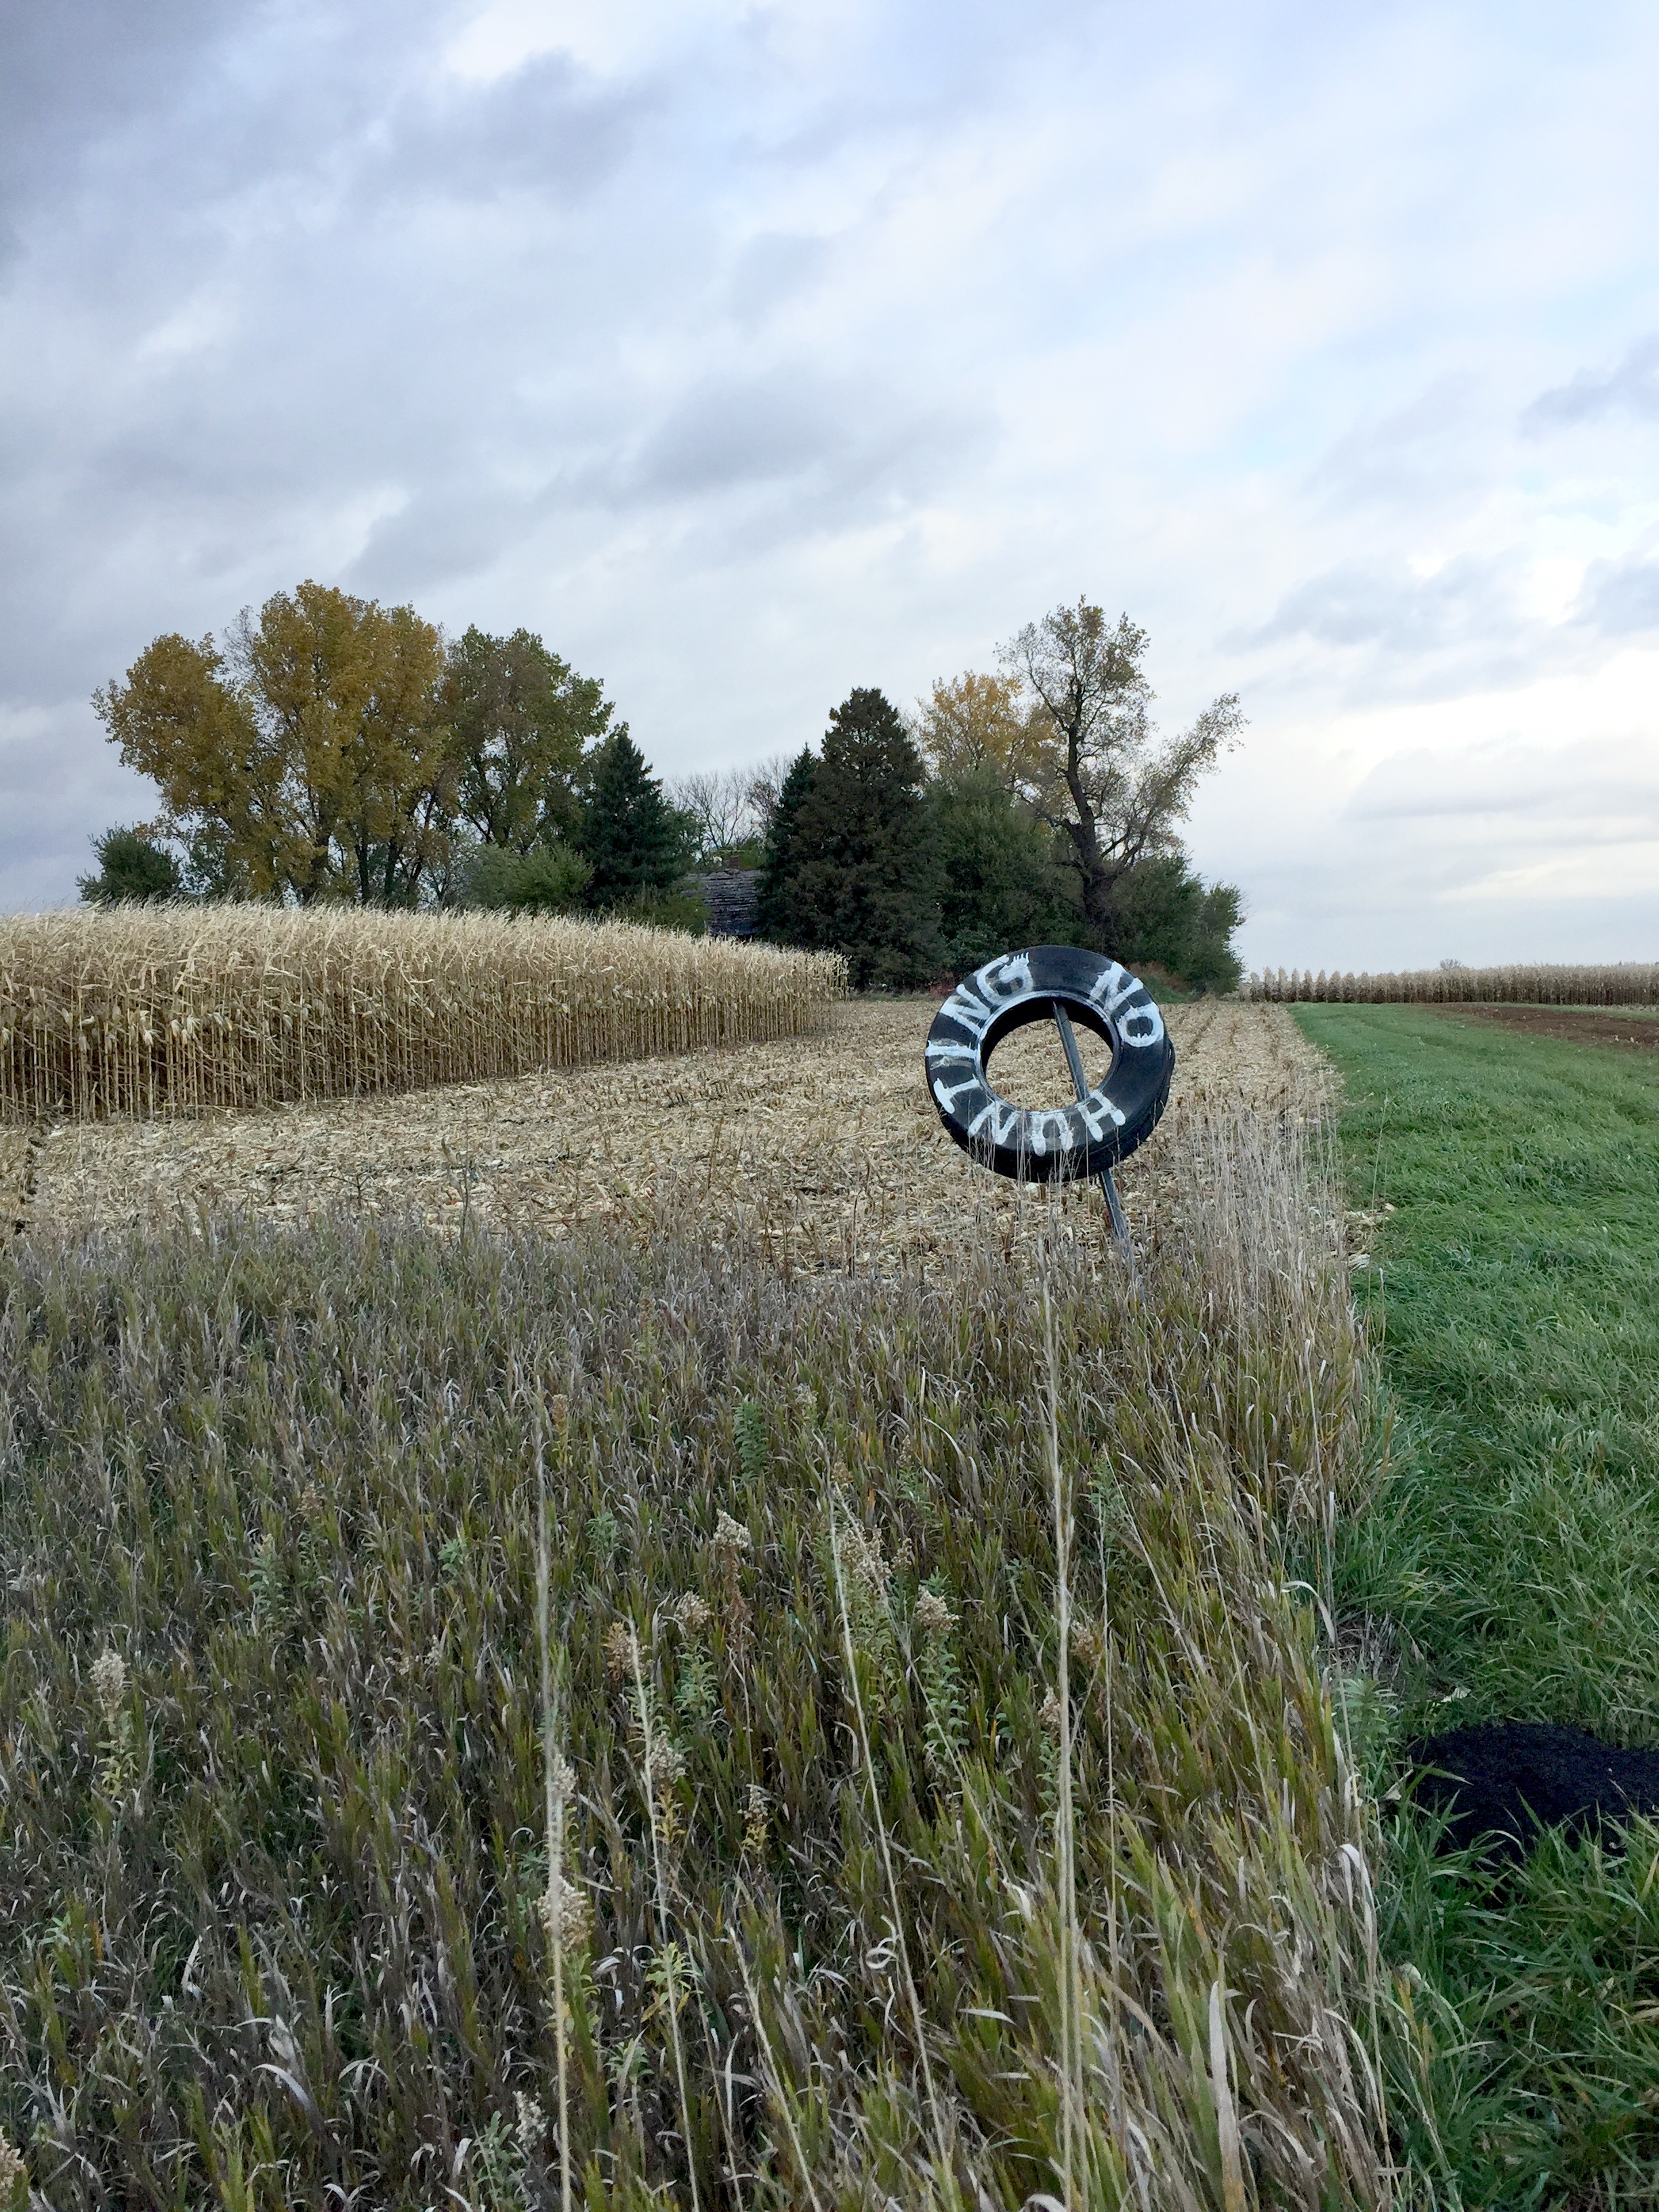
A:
[[924, 945, 1174, 1183]]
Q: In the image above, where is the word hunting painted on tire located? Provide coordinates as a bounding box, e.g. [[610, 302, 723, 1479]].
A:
[[924, 945, 1175, 1182]]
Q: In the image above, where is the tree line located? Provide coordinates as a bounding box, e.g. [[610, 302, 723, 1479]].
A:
[[84, 583, 1246, 988], [85, 582, 699, 926], [757, 600, 1245, 989]]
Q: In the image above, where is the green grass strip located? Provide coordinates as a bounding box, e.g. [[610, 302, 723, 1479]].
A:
[[1296, 1003, 1659, 2207]]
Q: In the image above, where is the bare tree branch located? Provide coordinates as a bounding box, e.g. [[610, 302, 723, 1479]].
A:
[[1000, 600, 1244, 932], [666, 760, 784, 863]]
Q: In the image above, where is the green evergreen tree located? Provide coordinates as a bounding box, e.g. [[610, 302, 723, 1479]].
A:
[[77, 825, 182, 905], [754, 746, 817, 943], [931, 771, 1073, 972], [578, 731, 695, 908], [768, 689, 942, 989]]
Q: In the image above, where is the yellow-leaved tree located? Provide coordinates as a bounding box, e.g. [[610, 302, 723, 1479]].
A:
[[95, 581, 451, 903], [909, 670, 1045, 794]]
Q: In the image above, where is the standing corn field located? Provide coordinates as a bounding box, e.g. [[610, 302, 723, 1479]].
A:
[[0, 907, 845, 1122], [1249, 962, 1659, 1006]]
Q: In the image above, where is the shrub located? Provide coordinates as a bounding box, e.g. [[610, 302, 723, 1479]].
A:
[[459, 842, 592, 916], [76, 825, 182, 906]]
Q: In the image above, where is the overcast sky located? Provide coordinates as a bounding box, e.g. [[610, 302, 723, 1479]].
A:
[[3, 0, 1656, 968]]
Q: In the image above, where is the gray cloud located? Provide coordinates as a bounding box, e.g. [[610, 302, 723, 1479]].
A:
[[0, 0, 231, 232], [1244, 541, 1659, 705], [1237, 553, 1560, 699], [1576, 552, 1659, 636], [0, 703, 157, 910], [1304, 376, 1486, 513], [1343, 737, 1659, 827], [348, 483, 548, 598], [1522, 333, 1659, 432], [728, 232, 834, 331], [629, 369, 979, 505], [1250, 555, 1516, 653], [365, 53, 652, 210], [637, 372, 852, 493]]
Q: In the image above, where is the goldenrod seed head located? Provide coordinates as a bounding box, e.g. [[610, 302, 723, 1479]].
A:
[[649, 1738, 687, 1791], [711, 1510, 752, 1562], [602, 1620, 634, 1683], [914, 1588, 955, 1639], [90, 1647, 126, 1725], [515, 2091, 546, 2158], [672, 1591, 713, 1637], [540, 1875, 592, 1951], [836, 1516, 888, 1603], [741, 1782, 769, 1854]]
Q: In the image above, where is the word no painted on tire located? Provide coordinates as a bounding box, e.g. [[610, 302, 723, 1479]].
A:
[[924, 945, 1174, 1182]]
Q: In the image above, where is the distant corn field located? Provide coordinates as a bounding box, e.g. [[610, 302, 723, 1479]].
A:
[[1249, 962, 1659, 1006], [0, 906, 846, 1122]]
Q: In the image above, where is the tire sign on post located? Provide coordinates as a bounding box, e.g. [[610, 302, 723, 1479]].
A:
[[923, 945, 1175, 1260]]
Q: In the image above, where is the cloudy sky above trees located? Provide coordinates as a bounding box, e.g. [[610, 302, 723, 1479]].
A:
[[3, 0, 1656, 966]]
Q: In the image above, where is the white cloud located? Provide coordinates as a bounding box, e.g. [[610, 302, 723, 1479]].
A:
[[1, 0, 1658, 972]]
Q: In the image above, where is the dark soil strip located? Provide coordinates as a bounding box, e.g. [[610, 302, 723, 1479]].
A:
[[1435, 1003, 1659, 1048]]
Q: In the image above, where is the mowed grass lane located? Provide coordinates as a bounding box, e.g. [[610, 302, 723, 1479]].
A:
[[1296, 1003, 1659, 2207]]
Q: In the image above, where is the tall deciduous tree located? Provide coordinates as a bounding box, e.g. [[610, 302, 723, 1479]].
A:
[[93, 632, 274, 884], [94, 581, 451, 904], [762, 690, 941, 988], [1002, 600, 1244, 938], [445, 627, 612, 853], [579, 731, 695, 907], [666, 766, 760, 864], [339, 602, 453, 905], [743, 754, 795, 841], [1108, 854, 1245, 992], [912, 670, 1043, 793]]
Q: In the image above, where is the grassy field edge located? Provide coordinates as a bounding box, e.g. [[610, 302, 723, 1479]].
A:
[[1, 1097, 1387, 2209], [1295, 1002, 1659, 2209]]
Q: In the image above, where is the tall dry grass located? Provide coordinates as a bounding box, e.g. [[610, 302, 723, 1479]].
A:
[[0, 1094, 1392, 2208], [0, 905, 845, 1122], [1249, 962, 1659, 1006]]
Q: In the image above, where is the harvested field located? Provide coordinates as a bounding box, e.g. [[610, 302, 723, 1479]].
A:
[[18, 998, 1328, 1261], [1434, 1003, 1659, 1049]]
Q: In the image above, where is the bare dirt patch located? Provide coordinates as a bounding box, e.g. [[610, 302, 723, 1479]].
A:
[[22, 998, 1328, 1263], [1435, 1004, 1659, 1050]]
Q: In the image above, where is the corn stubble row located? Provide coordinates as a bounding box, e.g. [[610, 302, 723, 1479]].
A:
[[1250, 961, 1659, 1005], [0, 906, 846, 1122]]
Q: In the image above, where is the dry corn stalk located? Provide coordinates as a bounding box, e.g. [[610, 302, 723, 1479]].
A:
[[1248, 962, 1659, 1006], [0, 906, 846, 1122]]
